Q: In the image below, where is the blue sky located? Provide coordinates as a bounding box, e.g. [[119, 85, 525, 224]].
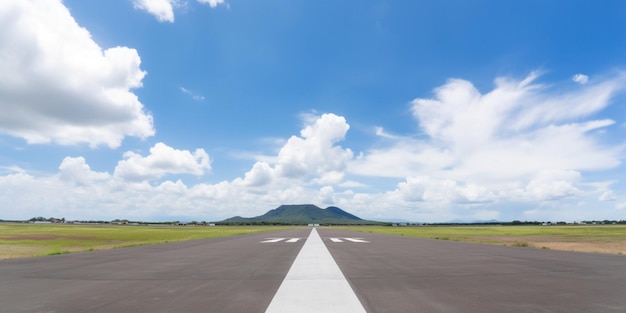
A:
[[1, 0, 626, 222]]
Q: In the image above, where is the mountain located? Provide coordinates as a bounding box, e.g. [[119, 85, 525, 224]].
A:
[[220, 204, 383, 225]]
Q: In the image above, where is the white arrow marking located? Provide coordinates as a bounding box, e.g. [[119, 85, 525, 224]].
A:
[[265, 228, 366, 313], [344, 238, 369, 243], [261, 238, 285, 243]]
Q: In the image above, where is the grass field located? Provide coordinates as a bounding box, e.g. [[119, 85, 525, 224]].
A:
[[0, 223, 296, 260], [340, 225, 626, 254], [2, 224, 625, 259]]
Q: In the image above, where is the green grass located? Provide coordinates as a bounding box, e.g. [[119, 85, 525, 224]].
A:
[[0, 223, 296, 259], [337, 225, 626, 254], [341, 225, 626, 238]]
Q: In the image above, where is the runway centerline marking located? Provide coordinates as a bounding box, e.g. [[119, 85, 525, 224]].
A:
[[264, 228, 367, 313]]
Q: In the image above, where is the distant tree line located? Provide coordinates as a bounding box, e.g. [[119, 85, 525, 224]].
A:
[[418, 220, 626, 226], [3, 217, 623, 227], [28, 216, 65, 223]]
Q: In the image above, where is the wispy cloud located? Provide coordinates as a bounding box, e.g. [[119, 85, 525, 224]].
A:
[[133, 0, 178, 23], [572, 73, 589, 84], [350, 71, 626, 218], [134, 0, 227, 22], [197, 0, 226, 9], [180, 87, 206, 101]]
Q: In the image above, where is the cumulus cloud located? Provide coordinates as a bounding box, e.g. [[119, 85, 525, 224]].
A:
[[0, 113, 356, 221], [114, 142, 211, 181], [228, 113, 354, 194], [240, 162, 274, 187], [59, 157, 110, 186], [1, 67, 624, 223], [345, 71, 626, 221], [319, 186, 336, 204], [275, 113, 353, 181], [0, 0, 154, 148]]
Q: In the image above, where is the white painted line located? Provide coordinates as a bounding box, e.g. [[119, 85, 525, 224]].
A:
[[265, 228, 367, 313], [344, 238, 369, 243], [261, 238, 285, 243], [286, 238, 300, 243], [330, 238, 343, 243]]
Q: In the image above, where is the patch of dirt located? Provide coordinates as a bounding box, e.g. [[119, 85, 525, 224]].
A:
[[473, 236, 626, 254], [0, 244, 45, 260], [535, 241, 626, 254]]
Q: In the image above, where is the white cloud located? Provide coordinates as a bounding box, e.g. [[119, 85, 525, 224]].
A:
[[59, 157, 110, 186], [180, 87, 205, 101], [313, 171, 345, 186], [522, 170, 581, 201], [350, 141, 454, 178], [412, 71, 623, 147], [599, 190, 616, 202], [395, 176, 459, 203], [0, 0, 154, 148], [573, 73, 589, 84], [275, 113, 353, 182], [343, 71, 626, 220], [338, 180, 367, 188], [319, 186, 336, 204], [134, 0, 227, 22], [197, 0, 226, 8], [392, 176, 494, 205], [1, 68, 625, 223], [240, 162, 274, 187], [114, 142, 211, 181], [353, 71, 624, 185], [133, 0, 177, 22]]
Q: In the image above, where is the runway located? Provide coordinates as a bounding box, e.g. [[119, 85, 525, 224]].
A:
[[0, 228, 309, 313], [1, 228, 625, 312], [322, 228, 626, 313]]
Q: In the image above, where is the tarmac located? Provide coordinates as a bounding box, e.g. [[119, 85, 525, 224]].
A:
[[1, 228, 625, 313]]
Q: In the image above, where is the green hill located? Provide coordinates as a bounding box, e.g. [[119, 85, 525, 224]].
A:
[[220, 204, 382, 225]]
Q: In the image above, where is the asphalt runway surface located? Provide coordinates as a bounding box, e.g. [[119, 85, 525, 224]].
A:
[[322, 229, 626, 313], [1, 228, 625, 313]]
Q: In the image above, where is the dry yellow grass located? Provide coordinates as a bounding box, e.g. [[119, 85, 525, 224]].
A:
[[343, 225, 626, 254]]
